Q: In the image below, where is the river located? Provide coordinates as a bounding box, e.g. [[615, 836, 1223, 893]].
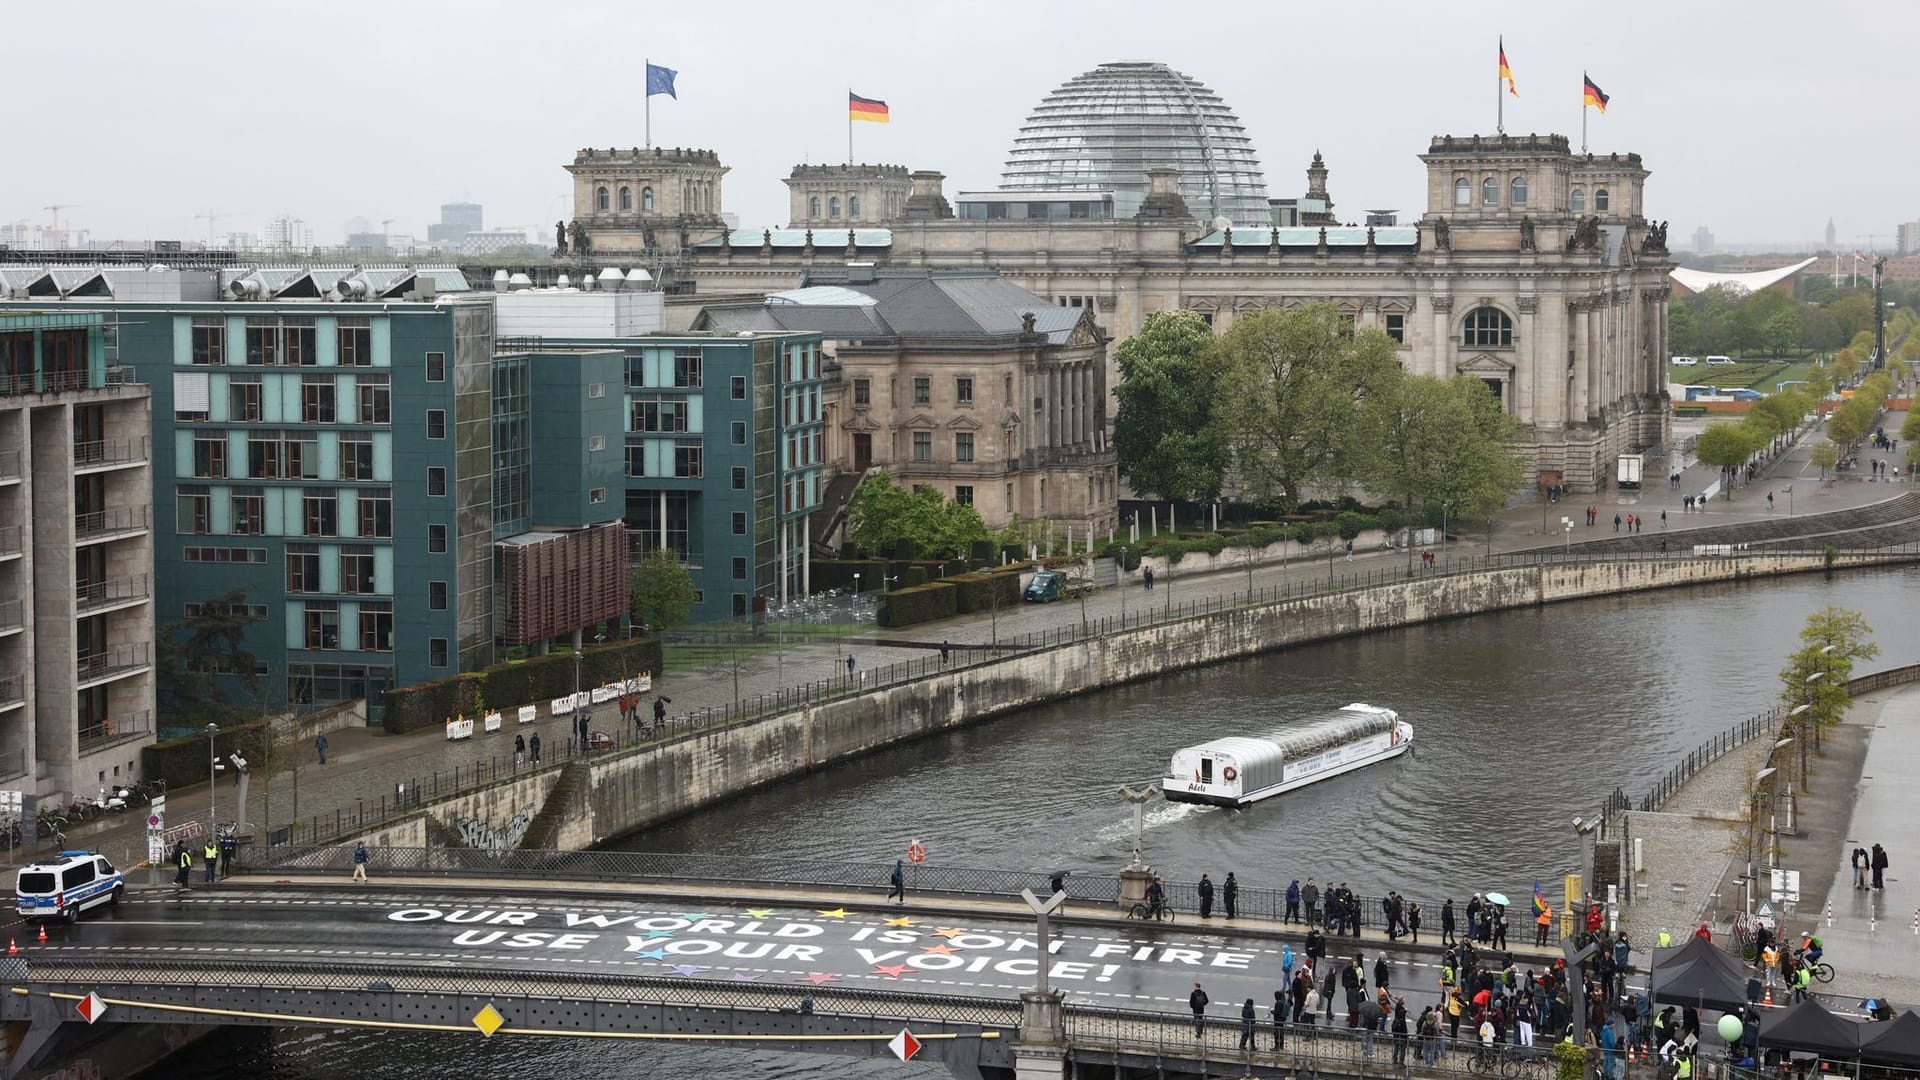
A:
[[146, 565, 1920, 1078]]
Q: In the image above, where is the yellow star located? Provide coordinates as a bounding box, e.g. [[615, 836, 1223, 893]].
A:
[[743, 908, 774, 919], [933, 927, 969, 939], [816, 908, 850, 919], [920, 943, 956, 955], [884, 916, 915, 927]]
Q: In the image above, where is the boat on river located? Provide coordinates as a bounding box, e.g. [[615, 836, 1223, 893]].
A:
[[1162, 703, 1412, 807]]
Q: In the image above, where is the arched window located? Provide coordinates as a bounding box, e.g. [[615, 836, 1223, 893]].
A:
[[849, 195, 861, 218], [642, 186, 654, 212], [1571, 188, 1586, 212], [1461, 306, 1515, 348], [1510, 176, 1528, 205], [618, 186, 632, 211], [595, 186, 609, 212], [829, 197, 841, 218], [1454, 178, 1471, 207], [1481, 177, 1499, 207], [810, 196, 821, 217], [1594, 187, 1611, 212]]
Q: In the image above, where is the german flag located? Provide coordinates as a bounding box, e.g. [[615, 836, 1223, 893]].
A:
[[1499, 38, 1518, 97], [1582, 73, 1610, 113], [849, 92, 890, 123]]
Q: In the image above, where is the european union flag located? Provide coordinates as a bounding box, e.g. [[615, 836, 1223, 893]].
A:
[[646, 63, 677, 99]]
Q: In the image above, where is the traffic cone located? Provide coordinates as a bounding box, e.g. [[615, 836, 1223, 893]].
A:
[[6, 939, 16, 956], [35, 924, 46, 944], [1763, 984, 1773, 1006]]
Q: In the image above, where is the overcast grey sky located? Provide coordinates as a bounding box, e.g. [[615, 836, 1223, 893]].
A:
[[8, 1, 1914, 250]]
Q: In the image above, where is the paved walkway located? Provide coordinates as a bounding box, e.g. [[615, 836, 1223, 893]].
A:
[[1816, 684, 1920, 1006], [27, 412, 1913, 875]]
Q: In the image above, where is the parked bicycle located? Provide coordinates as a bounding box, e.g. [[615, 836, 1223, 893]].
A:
[[1126, 901, 1176, 923]]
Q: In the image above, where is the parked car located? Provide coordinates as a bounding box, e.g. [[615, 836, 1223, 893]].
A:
[[1671, 356, 1698, 366], [1024, 570, 1066, 603]]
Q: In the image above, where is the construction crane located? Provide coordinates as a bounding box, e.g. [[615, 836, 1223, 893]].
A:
[[195, 210, 233, 248], [43, 205, 77, 243]]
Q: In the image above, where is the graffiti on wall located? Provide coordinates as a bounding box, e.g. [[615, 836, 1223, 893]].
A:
[[455, 807, 534, 854]]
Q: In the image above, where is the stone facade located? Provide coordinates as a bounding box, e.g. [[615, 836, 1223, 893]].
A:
[[566, 147, 729, 255], [785, 164, 910, 227]]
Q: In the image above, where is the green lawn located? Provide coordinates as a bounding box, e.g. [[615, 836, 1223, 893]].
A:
[[1668, 357, 1824, 394]]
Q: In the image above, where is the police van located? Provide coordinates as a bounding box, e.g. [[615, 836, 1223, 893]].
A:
[[16, 851, 124, 922]]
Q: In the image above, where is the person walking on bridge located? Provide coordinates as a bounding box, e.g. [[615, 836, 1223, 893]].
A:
[[1441, 898, 1457, 947], [351, 840, 369, 882], [172, 841, 192, 891], [1239, 998, 1258, 1050], [1872, 843, 1889, 889], [1189, 982, 1210, 1037], [886, 859, 906, 904]]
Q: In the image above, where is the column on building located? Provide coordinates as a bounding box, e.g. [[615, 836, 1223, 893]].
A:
[[1570, 299, 1591, 424], [1514, 295, 1538, 421], [777, 517, 788, 607], [1428, 292, 1454, 381]]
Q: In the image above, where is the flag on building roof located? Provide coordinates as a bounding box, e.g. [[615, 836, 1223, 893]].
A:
[[1533, 879, 1550, 917], [1582, 73, 1609, 113], [1499, 38, 1518, 97], [849, 92, 890, 123], [646, 63, 678, 99]]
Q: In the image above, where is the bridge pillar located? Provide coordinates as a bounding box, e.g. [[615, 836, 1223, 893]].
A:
[[1118, 865, 1154, 910], [1012, 990, 1067, 1080]]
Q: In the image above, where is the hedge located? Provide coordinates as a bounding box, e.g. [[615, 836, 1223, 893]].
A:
[[142, 721, 271, 790], [947, 569, 1022, 614], [808, 559, 888, 594], [379, 638, 664, 735], [880, 582, 958, 628]]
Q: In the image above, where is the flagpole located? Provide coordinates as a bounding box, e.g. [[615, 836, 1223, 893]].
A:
[[847, 89, 853, 166], [645, 58, 652, 149], [1497, 37, 1504, 135]]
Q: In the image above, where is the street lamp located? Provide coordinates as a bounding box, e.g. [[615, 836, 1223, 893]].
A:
[[1118, 784, 1159, 869], [1020, 886, 1067, 998], [1562, 516, 1574, 554], [572, 647, 586, 753], [1118, 546, 1129, 625], [205, 722, 220, 835], [1784, 484, 1794, 518]]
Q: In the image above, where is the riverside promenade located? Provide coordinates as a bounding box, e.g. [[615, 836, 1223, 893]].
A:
[[26, 430, 1919, 875]]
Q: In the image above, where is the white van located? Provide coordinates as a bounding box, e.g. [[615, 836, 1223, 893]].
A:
[[16, 851, 124, 922], [1671, 356, 1698, 366], [1705, 355, 1735, 366]]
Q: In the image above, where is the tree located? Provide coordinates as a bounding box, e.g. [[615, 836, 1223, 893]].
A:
[[1828, 294, 1875, 342], [1111, 311, 1229, 502], [1762, 307, 1803, 356], [1900, 408, 1920, 444], [1810, 440, 1839, 478], [1360, 376, 1526, 561], [1211, 304, 1403, 511], [1827, 396, 1873, 447], [156, 587, 264, 726], [1693, 423, 1760, 493], [630, 550, 697, 633], [1749, 388, 1812, 438], [844, 471, 988, 558], [1800, 307, 1843, 353], [1779, 606, 1878, 756]]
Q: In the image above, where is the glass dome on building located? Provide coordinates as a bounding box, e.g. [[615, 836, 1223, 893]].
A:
[[1000, 61, 1271, 225]]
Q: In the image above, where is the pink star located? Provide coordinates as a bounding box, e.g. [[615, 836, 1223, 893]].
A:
[[871, 964, 910, 979], [803, 972, 840, 986]]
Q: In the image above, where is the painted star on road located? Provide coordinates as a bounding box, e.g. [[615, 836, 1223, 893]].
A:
[[743, 908, 775, 919], [634, 947, 668, 960], [676, 913, 714, 923], [871, 964, 910, 979], [919, 943, 956, 955], [803, 972, 840, 986], [932, 927, 969, 939], [816, 908, 850, 918], [731, 973, 761, 982], [646, 930, 676, 940], [670, 964, 710, 977], [883, 916, 915, 927]]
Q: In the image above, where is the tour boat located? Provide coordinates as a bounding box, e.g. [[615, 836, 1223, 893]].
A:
[[1162, 703, 1412, 807]]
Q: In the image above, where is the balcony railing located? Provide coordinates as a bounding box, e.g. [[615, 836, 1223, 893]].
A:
[[78, 710, 152, 755], [72, 437, 148, 469], [625, 532, 703, 570], [76, 574, 151, 613], [0, 369, 96, 396], [0, 674, 24, 708], [0, 599, 21, 634], [74, 505, 149, 540], [0, 449, 18, 482], [0, 525, 19, 558], [76, 644, 150, 685]]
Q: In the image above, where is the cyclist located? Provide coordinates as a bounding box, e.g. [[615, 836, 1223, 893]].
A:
[[1146, 876, 1167, 920], [1800, 931, 1823, 965]]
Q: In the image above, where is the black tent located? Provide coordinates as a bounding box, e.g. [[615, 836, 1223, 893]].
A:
[[1653, 936, 1749, 984], [1859, 1011, 1920, 1068], [1758, 998, 1863, 1057], [1650, 939, 1751, 1013]]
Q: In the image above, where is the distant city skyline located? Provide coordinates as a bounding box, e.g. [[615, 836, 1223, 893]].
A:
[[7, 2, 1919, 251]]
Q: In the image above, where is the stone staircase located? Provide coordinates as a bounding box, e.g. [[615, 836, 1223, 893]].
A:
[[517, 762, 589, 851], [1527, 492, 1920, 554]]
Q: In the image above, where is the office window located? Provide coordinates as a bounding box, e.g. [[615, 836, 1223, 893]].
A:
[[589, 487, 606, 504], [955, 485, 974, 506], [1594, 187, 1610, 212], [284, 317, 316, 366], [427, 467, 447, 496], [955, 432, 975, 462], [731, 421, 746, 445], [303, 604, 341, 650], [1571, 187, 1586, 212], [625, 445, 648, 477], [176, 492, 210, 535], [1510, 176, 1528, 206], [337, 317, 372, 366], [730, 375, 746, 400], [1462, 306, 1515, 348], [429, 638, 449, 667], [230, 492, 264, 536], [853, 378, 870, 406], [286, 547, 321, 593], [619, 185, 632, 211], [357, 380, 390, 423], [588, 434, 606, 451], [673, 442, 703, 479], [191, 317, 226, 365], [810, 196, 820, 217], [595, 186, 609, 211], [731, 466, 746, 490], [829, 197, 840, 219], [301, 381, 335, 423], [425, 351, 446, 382], [359, 490, 392, 538], [428, 523, 448, 553], [1481, 176, 1499, 206], [912, 376, 930, 404], [673, 349, 702, 388], [1385, 313, 1406, 343], [732, 511, 747, 535], [426, 409, 446, 439], [340, 548, 375, 594], [191, 436, 227, 478], [230, 381, 262, 421], [632, 399, 688, 432], [642, 186, 655, 211], [245, 317, 281, 364], [360, 606, 394, 652], [849, 195, 861, 217], [913, 431, 932, 461], [340, 435, 374, 481], [287, 434, 317, 478], [303, 491, 337, 537], [428, 581, 448, 610], [731, 557, 747, 580], [358, 493, 391, 538], [1454, 177, 1471, 207], [955, 376, 974, 405]]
